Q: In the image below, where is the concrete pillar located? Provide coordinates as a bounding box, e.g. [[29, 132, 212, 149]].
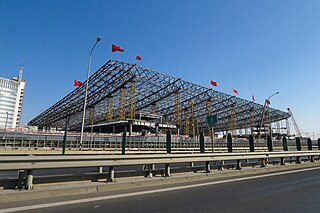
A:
[[25, 170, 33, 190], [205, 161, 211, 173], [165, 163, 170, 177], [107, 166, 115, 182], [236, 160, 242, 170], [280, 157, 285, 165]]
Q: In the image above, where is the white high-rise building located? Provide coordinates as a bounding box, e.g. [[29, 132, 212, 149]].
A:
[[0, 67, 26, 129]]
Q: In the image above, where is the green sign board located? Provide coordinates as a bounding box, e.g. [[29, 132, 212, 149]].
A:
[[206, 114, 218, 126]]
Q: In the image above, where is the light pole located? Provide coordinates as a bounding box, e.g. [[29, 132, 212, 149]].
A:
[[267, 92, 279, 139], [258, 92, 279, 139], [79, 37, 101, 148]]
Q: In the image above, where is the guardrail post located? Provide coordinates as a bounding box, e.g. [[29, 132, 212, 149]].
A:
[[200, 132, 205, 153], [165, 163, 170, 177], [218, 161, 224, 170], [25, 170, 33, 190], [296, 156, 301, 164], [107, 166, 115, 182], [236, 160, 242, 170], [260, 158, 267, 167], [17, 170, 25, 191], [310, 155, 315, 163], [280, 157, 285, 165], [166, 130, 172, 154], [295, 137, 301, 151], [205, 161, 210, 173], [98, 166, 103, 173], [249, 135, 254, 152], [307, 138, 312, 151], [147, 164, 153, 178], [282, 136, 288, 151], [267, 136, 273, 152], [122, 128, 127, 155], [227, 133, 232, 153]]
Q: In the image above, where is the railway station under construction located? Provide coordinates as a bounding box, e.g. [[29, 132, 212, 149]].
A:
[[28, 60, 291, 139]]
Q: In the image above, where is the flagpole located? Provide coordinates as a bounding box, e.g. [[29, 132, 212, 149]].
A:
[[79, 37, 101, 149]]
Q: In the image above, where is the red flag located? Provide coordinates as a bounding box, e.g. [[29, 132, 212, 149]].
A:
[[265, 99, 270, 105], [136, 56, 142, 60], [112, 44, 124, 52], [232, 88, 238, 95], [252, 95, 255, 101], [210, 80, 217, 87], [73, 80, 82, 86]]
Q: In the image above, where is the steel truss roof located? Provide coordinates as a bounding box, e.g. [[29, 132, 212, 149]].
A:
[[28, 60, 290, 132]]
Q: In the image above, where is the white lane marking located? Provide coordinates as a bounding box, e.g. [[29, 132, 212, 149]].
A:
[[1, 166, 319, 213]]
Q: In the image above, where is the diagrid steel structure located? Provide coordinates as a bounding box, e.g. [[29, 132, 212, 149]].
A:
[[28, 60, 290, 135]]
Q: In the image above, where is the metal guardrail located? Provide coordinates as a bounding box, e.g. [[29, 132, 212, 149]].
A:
[[1, 131, 319, 152], [1, 150, 319, 190]]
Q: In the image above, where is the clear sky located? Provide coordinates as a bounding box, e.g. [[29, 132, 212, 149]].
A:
[[1, 0, 320, 137]]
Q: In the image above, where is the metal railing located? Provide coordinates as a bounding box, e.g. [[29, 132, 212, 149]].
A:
[[1, 131, 319, 153], [1, 150, 319, 190]]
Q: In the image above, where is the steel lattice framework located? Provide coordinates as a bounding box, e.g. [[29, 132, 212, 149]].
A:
[[28, 60, 290, 133]]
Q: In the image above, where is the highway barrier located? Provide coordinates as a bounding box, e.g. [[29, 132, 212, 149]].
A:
[[0, 150, 319, 191]]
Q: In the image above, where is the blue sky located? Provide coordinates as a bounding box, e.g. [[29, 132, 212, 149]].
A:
[[1, 0, 320, 137]]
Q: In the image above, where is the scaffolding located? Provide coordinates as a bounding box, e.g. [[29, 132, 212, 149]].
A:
[[28, 60, 290, 133], [128, 81, 136, 119]]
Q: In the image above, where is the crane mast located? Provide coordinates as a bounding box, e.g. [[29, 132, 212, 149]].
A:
[[287, 108, 302, 138]]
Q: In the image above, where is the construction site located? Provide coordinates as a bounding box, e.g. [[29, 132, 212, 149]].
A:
[[27, 60, 293, 139]]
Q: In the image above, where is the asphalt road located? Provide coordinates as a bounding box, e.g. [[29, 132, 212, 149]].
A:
[[2, 166, 320, 213]]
